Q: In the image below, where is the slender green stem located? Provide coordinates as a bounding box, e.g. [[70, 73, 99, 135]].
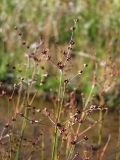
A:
[[52, 71, 63, 160], [57, 71, 63, 119], [98, 110, 103, 146], [16, 81, 23, 111], [76, 84, 95, 134], [9, 134, 12, 160], [0, 153, 3, 160], [69, 84, 95, 159], [41, 131, 44, 160], [67, 146, 74, 160], [15, 109, 27, 160], [85, 84, 95, 109], [116, 111, 120, 160]]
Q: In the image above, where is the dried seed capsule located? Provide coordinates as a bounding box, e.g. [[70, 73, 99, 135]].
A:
[[32, 106, 36, 110], [23, 138, 27, 141], [18, 32, 22, 36], [83, 135, 88, 141], [60, 127, 66, 134], [79, 119, 83, 124], [57, 61, 64, 70], [57, 123, 62, 128], [78, 70, 83, 75], [12, 66, 16, 70], [84, 64, 88, 67], [74, 18, 79, 23], [41, 66, 45, 70], [42, 49, 49, 55], [64, 79, 69, 85], [5, 123, 9, 128], [22, 41, 26, 46], [68, 46, 72, 50], [71, 140, 76, 145], [70, 26, 76, 31], [19, 112, 24, 117], [32, 142, 36, 146], [27, 45, 30, 49], [46, 55, 51, 60], [21, 77, 24, 81], [12, 117, 16, 121], [69, 39, 75, 45], [30, 120, 35, 124], [8, 96, 12, 101], [63, 51, 67, 56], [14, 26, 18, 30], [76, 109, 81, 114]]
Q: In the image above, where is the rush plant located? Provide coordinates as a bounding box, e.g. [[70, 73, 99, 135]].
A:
[[0, 19, 118, 160]]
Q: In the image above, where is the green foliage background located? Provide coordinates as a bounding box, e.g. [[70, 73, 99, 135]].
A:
[[0, 0, 120, 97]]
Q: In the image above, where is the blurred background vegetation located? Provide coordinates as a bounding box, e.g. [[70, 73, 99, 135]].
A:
[[0, 0, 120, 108]]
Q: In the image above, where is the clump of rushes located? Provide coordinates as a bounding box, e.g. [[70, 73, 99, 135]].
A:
[[0, 19, 118, 160]]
